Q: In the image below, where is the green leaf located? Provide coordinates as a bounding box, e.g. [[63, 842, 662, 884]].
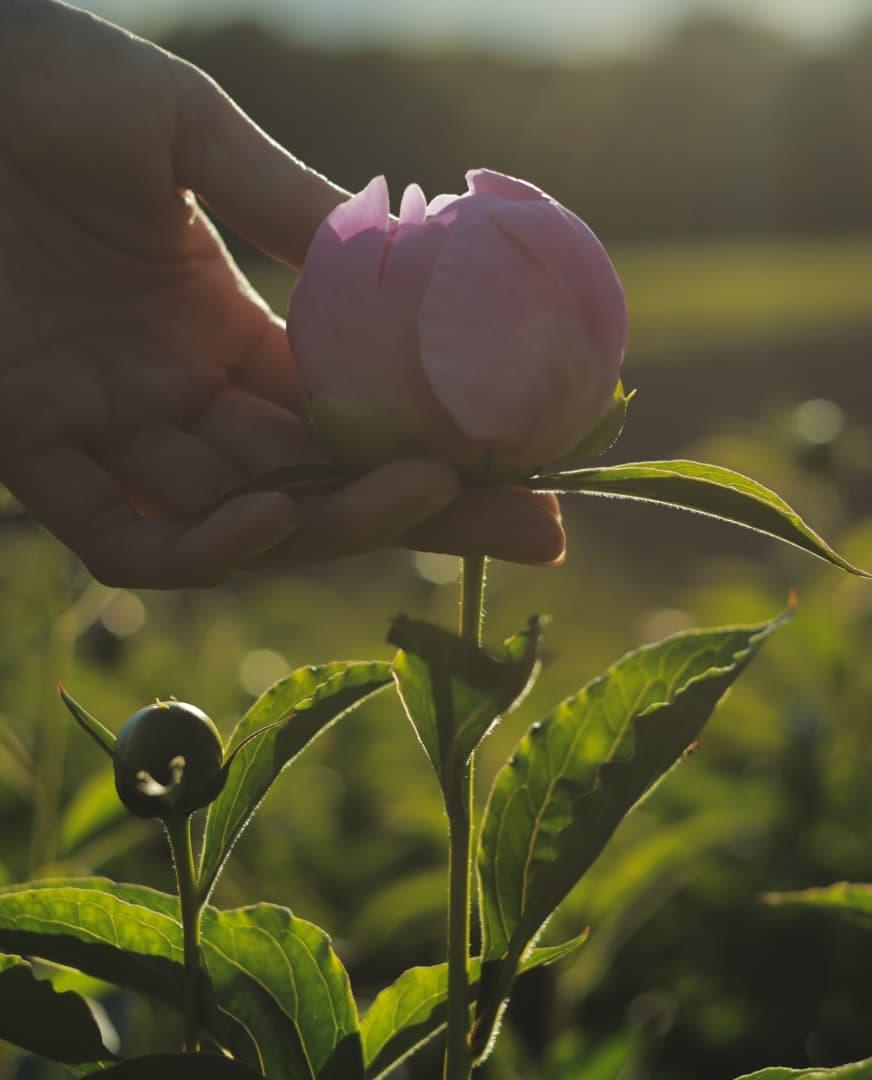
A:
[[199, 661, 392, 902], [530, 459, 870, 576], [388, 616, 542, 797], [0, 879, 364, 1079], [58, 684, 116, 759], [544, 381, 634, 469], [474, 609, 790, 1056], [201, 904, 364, 1080], [84, 1054, 263, 1078], [361, 934, 587, 1080], [734, 1061, 872, 1079], [0, 954, 116, 1064], [60, 771, 127, 856], [763, 882, 872, 926]]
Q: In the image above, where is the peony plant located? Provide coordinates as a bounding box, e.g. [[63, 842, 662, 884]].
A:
[[0, 172, 868, 1080]]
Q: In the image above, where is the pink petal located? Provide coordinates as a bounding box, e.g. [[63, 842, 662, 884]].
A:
[[419, 206, 623, 467], [427, 192, 463, 217], [288, 177, 393, 403], [475, 197, 629, 362], [290, 177, 462, 454], [327, 174, 390, 242], [465, 169, 547, 202], [399, 182, 427, 227]]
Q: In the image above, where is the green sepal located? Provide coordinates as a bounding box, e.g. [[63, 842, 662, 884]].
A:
[[540, 380, 634, 473], [58, 684, 115, 760], [308, 394, 422, 474]]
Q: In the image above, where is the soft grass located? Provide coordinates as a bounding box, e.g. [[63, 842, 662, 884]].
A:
[[244, 232, 872, 364]]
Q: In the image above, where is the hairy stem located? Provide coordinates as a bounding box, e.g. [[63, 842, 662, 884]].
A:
[[166, 813, 203, 1053], [444, 554, 487, 1080]]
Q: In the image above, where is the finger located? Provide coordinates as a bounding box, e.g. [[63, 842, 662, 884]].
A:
[[249, 458, 460, 566], [172, 61, 347, 267], [4, 447, 297, 588], [107, 427, 245, 516], [401, 485, 566, 565], [232, 317, 304, 413], [190, 385, 311, 474], [527, 490, 562, 517]]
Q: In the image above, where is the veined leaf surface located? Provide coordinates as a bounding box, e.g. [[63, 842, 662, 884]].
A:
[[0, 879, 363, 1079], [474, 610, 790, 1055]]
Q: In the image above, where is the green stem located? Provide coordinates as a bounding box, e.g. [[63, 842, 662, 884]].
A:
[[444, 554, 487, 1080], [460, 553, 486, 647], [166, 813, 203, 1053]]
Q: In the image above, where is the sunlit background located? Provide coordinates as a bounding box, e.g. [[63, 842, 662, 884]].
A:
[[3, 1, 872, 1077]]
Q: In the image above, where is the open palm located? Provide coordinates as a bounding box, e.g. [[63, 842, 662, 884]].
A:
[[0, 1, 564, 587]]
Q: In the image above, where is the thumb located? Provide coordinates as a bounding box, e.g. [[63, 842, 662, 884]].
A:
[[171, 58, 347, 268]]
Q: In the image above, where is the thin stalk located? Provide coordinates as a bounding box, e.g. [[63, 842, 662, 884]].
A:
[[444, 554, 487, 1080], [165, 813, 203, 1053], [460, 553, 486, 647]]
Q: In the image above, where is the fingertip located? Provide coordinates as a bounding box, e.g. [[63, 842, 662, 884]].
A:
[[204, 490, 299, 560], [527, 490, 562, 521]]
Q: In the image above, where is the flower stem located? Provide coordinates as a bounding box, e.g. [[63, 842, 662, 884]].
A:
[[444, 554, 487, 1080], [165, 812, 203, 1053]]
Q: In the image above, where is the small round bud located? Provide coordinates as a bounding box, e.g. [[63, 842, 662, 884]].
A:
[[113, 701, 224, 819]]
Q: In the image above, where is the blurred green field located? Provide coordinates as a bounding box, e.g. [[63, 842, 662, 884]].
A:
[[247, 233, 872, 361]]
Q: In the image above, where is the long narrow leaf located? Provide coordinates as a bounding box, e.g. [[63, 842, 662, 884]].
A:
[[531, 460, 869, 575], [734, 1061, 872, 1079], [763, 882, 872, 926], [474, 609, 790, 1056], [200, 661, 391, 901]]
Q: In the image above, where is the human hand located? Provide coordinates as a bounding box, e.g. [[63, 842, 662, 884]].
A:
[[0, 0, 563, 588]]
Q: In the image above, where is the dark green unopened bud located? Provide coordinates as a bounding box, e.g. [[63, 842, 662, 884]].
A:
[[113, 701, 224, 819]]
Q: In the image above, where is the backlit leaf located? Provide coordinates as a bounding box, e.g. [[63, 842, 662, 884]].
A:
[[0, 879, 363, 1079], [388, 616, 541, 798], [474, 609, 790, 1056], [531, 459, 869, 575], [199, 661, 391, 901], [361, 934, 586, 1079]]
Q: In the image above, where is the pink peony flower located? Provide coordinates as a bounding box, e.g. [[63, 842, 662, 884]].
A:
[[288, 169, 628, 476]]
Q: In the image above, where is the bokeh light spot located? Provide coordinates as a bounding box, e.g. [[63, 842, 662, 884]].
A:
[[793, 398, 844, 445], [412, 552, 460, 585], [239, 649, 291, 696], [100, 590, 146, 637]]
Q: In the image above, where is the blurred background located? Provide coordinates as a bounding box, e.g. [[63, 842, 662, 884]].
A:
[[3, 1, 872, 1077]]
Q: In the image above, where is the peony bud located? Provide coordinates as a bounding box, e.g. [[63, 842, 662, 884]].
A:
[[113, 701, 224, 819], [289, 169, 628, 476]]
